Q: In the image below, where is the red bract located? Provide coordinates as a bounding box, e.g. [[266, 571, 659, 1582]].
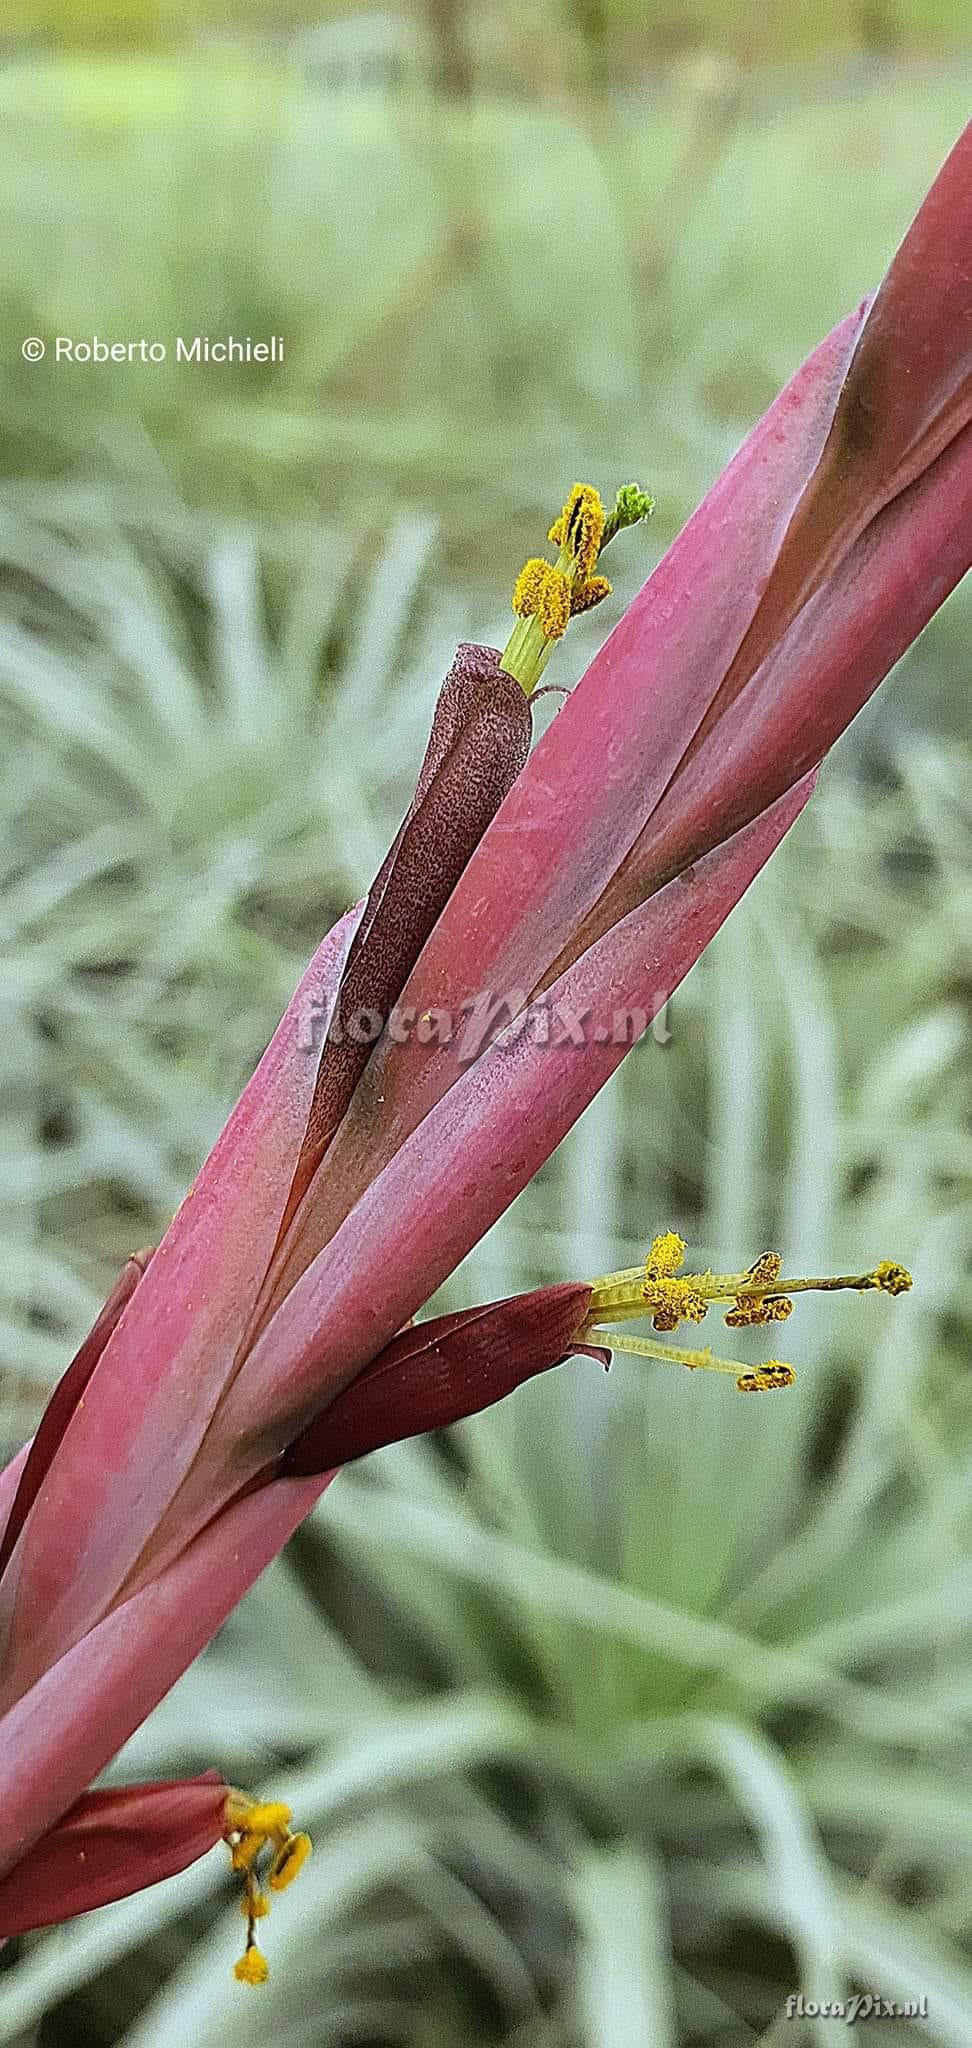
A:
[[1, 125, 969, 1943], [0, 1776, 228, 1937]]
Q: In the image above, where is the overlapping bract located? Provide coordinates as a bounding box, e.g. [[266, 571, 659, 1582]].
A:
[[0, 1777, 228, 1938], [0, 123, 969, 1935]]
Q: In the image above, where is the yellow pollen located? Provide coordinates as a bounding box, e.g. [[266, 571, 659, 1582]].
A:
[[582, 1232, 912, 1394], [269, 1831, 312, 1891], [224, 1789, 311, 1984], [536, 567, 571, 639], [746, 1251, 783, 1286], [736, 1364, 796, 1393], [872, 1261, 913, 1296], [723, 1251, 792, 1326], [725, 1295, 793, 1328], [230, 1830, 265, 1871], [512, 559, 572, 640], [642, 1277, 709, 1331], [234, 1947, 270, 1986], [569, 575, 612, 616], [547, 484, 606, 578], [225, 1798, 292, 1835], [511, 556, 551, 618], [644, 1232, 686, 1280]]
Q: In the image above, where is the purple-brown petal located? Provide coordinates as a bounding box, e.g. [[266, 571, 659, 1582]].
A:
[[282, 1282, 593, 1474], [277, 644, 531, 1247]]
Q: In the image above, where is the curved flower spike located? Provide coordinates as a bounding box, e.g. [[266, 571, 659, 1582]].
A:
[[0, 125, 967, 1965]]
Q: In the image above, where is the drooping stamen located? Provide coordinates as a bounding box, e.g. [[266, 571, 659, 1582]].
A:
[[587, 1324, 796, 1394], [501, 481, 653, 694], [581, 1232, 912, 1392], [223, 1792, 311, 1984]]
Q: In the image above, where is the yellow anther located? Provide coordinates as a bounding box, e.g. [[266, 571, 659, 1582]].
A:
[[642, 1277, 709, 1331], [224, 1794, 292, 1836], [570, 575, 612, 616], [234, 1947, 270, 1985], [269, 1831, 312, 1892], [872, 1260, 913, 1296], [242, 1801, 292, 1834], [716, 1245, 789, 1327], [547, 484, 606, 578], [224, 1789, 311, 1984], [736, 1364, 796, 1393], [536, 567, 571, 639], [512, 559, 571, 640], [724, 1251, 792, 1323], [511, 557, 553, 618], [230, 1831, 265, 1872], [747, 1252, 783, 1287], [645, 1232, 686, 1280], [725, 1295, 793, 1328]]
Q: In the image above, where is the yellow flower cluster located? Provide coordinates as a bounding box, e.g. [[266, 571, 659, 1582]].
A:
[[500, 478, 652, 691]]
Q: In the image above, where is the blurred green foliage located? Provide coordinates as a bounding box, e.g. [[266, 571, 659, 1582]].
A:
[[0, 48, 968, 562], [0, 16, 970, 2048], [2, 0, 971, 60]]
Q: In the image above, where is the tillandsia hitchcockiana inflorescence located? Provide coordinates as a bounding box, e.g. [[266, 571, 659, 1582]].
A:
[[0, 125, 967, 1988], [198, 1215, 913, 1987], [0, 487, 924, 1994], [241, 417, 914, 1956]]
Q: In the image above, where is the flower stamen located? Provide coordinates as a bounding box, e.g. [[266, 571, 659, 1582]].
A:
[[223, 1791, 312, 1984], [501, 480, 653, 694], [547, 483, 605, 579], [582, 1232, 911, 1391]]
